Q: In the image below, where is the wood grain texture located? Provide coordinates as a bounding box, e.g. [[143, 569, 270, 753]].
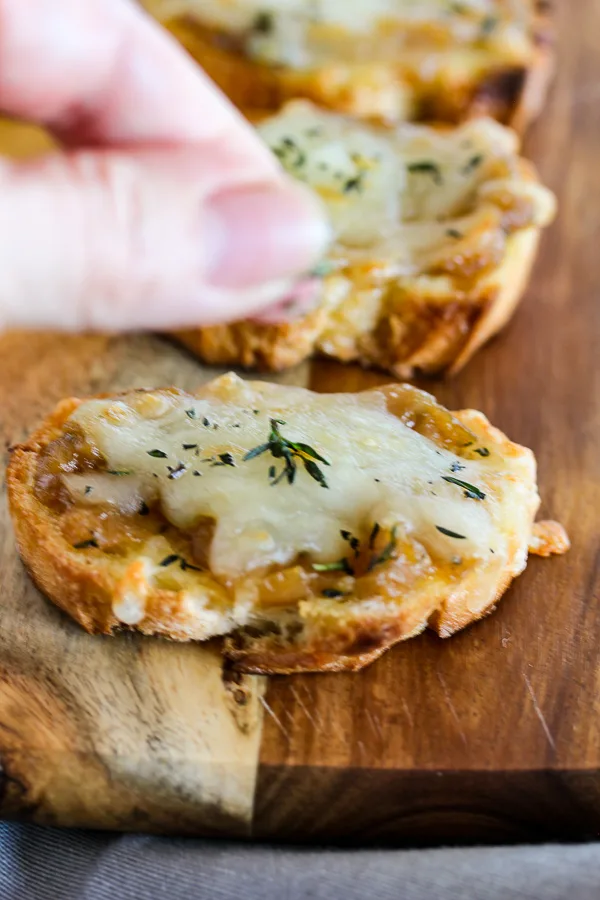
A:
[[0, 334, 284, 834], [0, 0, 599, 843], [254, 0, 600, 842]]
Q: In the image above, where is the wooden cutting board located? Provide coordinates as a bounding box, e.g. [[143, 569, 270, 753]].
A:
[[1, 1, 599, 844]]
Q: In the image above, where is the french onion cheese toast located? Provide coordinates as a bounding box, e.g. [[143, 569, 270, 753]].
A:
[[8, 374, 568, 674], [143, 0, 552, 129], [176, 102, 556, 378]]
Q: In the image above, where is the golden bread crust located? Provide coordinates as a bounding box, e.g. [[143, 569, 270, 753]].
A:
[[156, 2, 553, 131], [7, 382, 569, 674], [176, 228, 540, 378], [173, 100, 554, 378]]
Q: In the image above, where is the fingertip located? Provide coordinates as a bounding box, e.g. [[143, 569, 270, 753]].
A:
[[203, 178, 331, 290]]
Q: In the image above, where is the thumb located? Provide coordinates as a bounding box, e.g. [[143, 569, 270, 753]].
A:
[[0, 145, 330, 332]]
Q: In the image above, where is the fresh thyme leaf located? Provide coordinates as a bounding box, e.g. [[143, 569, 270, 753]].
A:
[[273, 137, 306, 170], [147, 449, 167, 459], [182, 443, 198, 450], [160, 554, 180, 567], [185, 408, 197, 420], [202, 417, 210, 427], [321, 589, 347, 599], [212, 452, 235, 468], [474, 447, 490, 457], [436, 525, 467, 540], [343, 175, 362, 193], [369, 522, 380, 548], [368, 526, 398, 572], [341, 531, 360, 554], [192, 470, 202, 476], [462, 154, 484, 176], [303, 459, 328, 488], [107, 470, 132, 476], [450, 461, 466, 472], [252, 10, 273, 33], [408, 160, 443, 185], [73, 538, 98, 550], [243, 442, 270, 461], [138, 501, 150, 516], [480, 15, 497, 35], [446, 228, 463, 239], [442, 475, 486, 500], [292, 442, 331, 466], [159, 553, 202, 572], [180, 559, 202, 573], [313, 559, 353, 575], [268, 465, 276, 481], [284, 452, 296, 485], [84, 485, 92, 495]]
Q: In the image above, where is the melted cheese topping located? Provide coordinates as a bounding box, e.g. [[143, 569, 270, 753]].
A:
[[145, 0, 534, 68], [65, 374, 537, 582], [257, 102, 554, 252]]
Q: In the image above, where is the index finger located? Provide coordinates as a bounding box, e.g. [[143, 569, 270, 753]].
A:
[[0, 0, 276, 168]]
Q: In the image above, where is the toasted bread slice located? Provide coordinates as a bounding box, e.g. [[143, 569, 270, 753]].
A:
[[7, 374, 568, 673], [143, 0, 552, 130], [175, 102, 555, 378], [144, 0, 553, 129]]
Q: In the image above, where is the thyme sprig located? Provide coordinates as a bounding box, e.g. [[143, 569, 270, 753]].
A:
[[244, 419, 330, 488], [313, 524, 398, 576], [408, 160, 443, 185]]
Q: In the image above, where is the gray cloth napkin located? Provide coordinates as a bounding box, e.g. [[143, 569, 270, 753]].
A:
[[1, 824, 600, 900]]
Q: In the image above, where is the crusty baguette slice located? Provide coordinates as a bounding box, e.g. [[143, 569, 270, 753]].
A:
[[175, 102, 556, 378], [7, 374, 568, 674], [143, 0, 553, 131]]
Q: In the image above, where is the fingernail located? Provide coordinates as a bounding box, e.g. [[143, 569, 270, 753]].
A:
[[204, 180, 331, 289]]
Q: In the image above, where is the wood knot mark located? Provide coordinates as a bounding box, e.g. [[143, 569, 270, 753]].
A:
[[0, 746, 36, 818], [221, 662, 262, 735]]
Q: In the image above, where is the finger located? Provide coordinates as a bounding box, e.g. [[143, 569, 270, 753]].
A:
[[0, 146, 330, 332], [0, 0, 272, 162], [250, 277, 323, 325]]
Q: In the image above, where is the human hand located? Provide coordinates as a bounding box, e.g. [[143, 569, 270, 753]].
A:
[[0, 0, 330, 332]]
